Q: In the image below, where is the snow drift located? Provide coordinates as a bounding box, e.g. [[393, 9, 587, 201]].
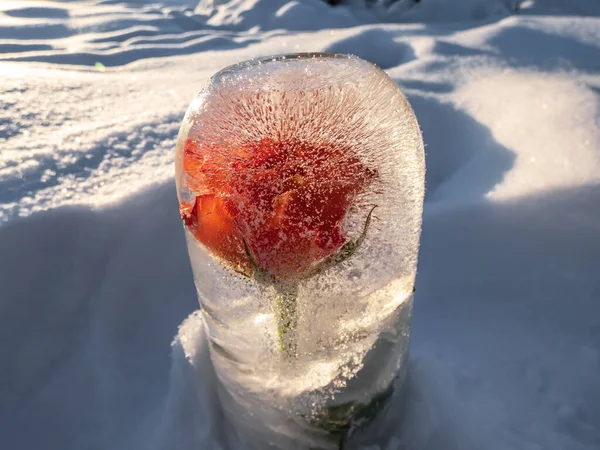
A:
[[1, 0, 599, 449]]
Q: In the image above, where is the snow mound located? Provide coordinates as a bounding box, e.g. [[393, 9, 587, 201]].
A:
[[324, 28, 415, 69], [194, 0, 358, 30]]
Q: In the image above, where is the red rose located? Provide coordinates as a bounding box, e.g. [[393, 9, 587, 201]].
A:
[[180, 137, 376, 282]]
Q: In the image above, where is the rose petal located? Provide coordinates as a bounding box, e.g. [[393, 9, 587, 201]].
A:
[[181, 137, 376, 281]]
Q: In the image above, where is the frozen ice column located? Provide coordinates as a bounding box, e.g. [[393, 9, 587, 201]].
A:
[[175, 53, 425, 449]]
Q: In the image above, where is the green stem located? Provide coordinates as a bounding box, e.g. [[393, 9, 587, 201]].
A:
[[243, 239, 300, 358], [275, 284, 298, 358], [338, 431, 348, 450], [243, 206, 376, 361]]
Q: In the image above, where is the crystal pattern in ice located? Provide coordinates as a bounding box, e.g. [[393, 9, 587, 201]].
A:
[[175, 53, 425, 449]]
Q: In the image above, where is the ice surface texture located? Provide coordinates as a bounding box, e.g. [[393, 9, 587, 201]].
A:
[[175, 53, 425, 449], [2, 1, 600, 450]]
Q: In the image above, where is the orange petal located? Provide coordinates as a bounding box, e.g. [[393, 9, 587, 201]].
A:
[[184, 195, 248, 271]]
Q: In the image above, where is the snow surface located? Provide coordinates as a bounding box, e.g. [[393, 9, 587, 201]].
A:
[[1, 0, 600, 449]]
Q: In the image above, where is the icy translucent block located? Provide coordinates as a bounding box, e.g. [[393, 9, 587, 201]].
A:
[[175, 53, 425, 449]]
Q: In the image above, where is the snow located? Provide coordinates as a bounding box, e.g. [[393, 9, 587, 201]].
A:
[[1, 0, 599, 449]]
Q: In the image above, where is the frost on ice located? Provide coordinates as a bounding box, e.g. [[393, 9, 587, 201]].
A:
[[175, 53, 425, 449]]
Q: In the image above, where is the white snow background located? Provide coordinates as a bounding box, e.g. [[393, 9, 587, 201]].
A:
[[1, 0, 600, 449]]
